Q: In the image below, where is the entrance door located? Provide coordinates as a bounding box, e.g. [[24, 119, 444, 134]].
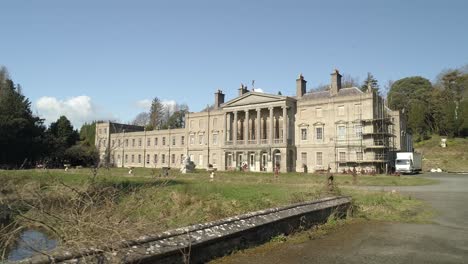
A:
[[261, 153, 267, 171], [226, 154, 232, 169], [249, 154, 255, 171], [274, 152, 281, 169]]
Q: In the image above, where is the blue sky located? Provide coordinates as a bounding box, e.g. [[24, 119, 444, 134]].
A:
[[1, 0, 467, 128]]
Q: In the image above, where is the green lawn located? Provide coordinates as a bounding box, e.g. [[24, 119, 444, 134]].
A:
[[0, 168, 435, 257]]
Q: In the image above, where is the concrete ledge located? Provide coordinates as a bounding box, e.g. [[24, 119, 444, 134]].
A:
[[16, 196, 351, 264]]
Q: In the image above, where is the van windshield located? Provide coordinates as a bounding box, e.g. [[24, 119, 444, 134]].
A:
[[396, 159, 410, 165]]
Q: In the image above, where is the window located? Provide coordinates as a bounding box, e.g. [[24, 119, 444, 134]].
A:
[[118, 139, 121, 147], [354, 124, 362, 138], [199, 134, 204, 145], [125, 154, 128, 163], [146, 154, 150, 164], [180, 154, 184, 164], [155, 137, 158, 146], [190, 135, 195, 145], [199, 119, 204, 129], [337, 125, 346, 140], [301, 128, 307, 140], [301, 152, 307, 166], [316, 127, 323, 141], [213, 118, 218, 127], [154, 154, 158, 164], [132, 139, 135, 147], [354, 104, 362, 117], [131, 155, 135, 163], [138, 138, 142, 147], [213, 134, 218, 145], [104, 128, 107, 134], [338, 106, 345, 116], [125, 139, 129, 147], [190, 120, 194, 129], [102, 139, 106, 146], [162, 137, 166, 145], [316, 108, 323, 118], [199, 154, 203, 166], [147, 138, 150, 147], [112, 140, 115, 147], [171, 154, 175, 164], [162, 154, 166, 164], [138, 154, 141, 163], [356, 152, 363, 161], [172, 136, 176, 146], [181, 136, 185, 145], [316, 152, 323, 166], [212, 153, 217, 166], [117, 154, 120, 161], [339, 152, 346, 162]]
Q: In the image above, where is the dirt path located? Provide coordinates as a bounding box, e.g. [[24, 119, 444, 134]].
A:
[[218, 173, 468, 264]]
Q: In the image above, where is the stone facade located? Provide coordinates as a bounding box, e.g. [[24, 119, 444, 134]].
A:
[[96, 70, 411, 173]]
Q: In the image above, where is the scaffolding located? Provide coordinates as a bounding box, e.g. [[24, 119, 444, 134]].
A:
[[334, 93, 396, 174]]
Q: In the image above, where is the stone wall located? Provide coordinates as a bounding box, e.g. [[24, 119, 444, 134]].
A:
[[17, 196, 351, 264]]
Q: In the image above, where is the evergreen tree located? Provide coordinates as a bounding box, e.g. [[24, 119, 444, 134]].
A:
[[149, 97, 164, 129], [79, 122, 96, 145], [0, 68, 46, 167], [360, 72, 379, 92], [46, 116, 80, 166]]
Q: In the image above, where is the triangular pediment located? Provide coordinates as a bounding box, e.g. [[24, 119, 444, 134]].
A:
[[221, 92, 287, 108]]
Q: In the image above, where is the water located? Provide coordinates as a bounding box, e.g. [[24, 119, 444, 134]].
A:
[[7, 229, 57, 261]]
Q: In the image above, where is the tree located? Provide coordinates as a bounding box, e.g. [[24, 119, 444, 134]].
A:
[[64, 142, 99, 167], [46, 116, 80, 166], [342, 74, 360, 88], [360, 72, 379, 93], [0, 67, 46, 167], [149, 97, 164, 129], [80, 122, 96, 146], [132, 112, 150, 126], [388, 76, 433, 112], [407, 100, 430, 141]]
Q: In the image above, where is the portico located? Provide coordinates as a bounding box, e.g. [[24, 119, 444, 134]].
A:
[[221, 92, 296, 172]]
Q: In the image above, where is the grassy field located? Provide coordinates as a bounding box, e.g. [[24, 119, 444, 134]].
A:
[[415, 135, 468, 172], [0, 168, 435, 259]]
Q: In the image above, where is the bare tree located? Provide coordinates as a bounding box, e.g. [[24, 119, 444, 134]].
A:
[[132, 112, 150, 126], [342, 74, 360, 88]]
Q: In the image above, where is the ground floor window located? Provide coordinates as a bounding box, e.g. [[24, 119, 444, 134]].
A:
[[171, 154, 175, 164], [356, 152, 363, 161], [162, 154, 166, 164], [146, 154, 150, 164], [339, 152, 346, 162], [316, 152, 323, 166], [301, 152, 307, 166]]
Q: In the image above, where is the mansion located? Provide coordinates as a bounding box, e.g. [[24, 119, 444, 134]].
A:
[[96, 70, 412, 173]]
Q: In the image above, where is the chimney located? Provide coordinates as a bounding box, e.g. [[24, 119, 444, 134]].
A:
[[214, 89, 225, 109], [238, 83, 249, 96], [296, 73, 307, 98], [330, 69, 342, 96]]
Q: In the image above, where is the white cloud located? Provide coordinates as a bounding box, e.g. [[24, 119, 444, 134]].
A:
[[252, 88, 264, 93], [135, 99, 152, 110], [36, 95, 111, 128]]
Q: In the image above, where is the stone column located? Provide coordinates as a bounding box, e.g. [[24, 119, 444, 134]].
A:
[[256, 108, 261, 143], [282, 106, 287, 144], [245, 110, 249, 141], [269, 107, 274, 145], [233, 111, 238, 145], [224, 112, 228, 142]]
